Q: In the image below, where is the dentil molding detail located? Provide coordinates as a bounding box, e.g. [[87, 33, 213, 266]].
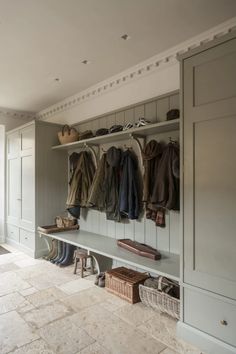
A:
[[0, 107, 35, 120], [37, 17, 236, 121]]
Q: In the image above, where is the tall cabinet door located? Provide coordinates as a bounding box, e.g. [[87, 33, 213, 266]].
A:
[[19, 125, 35, 231], [183, 37, 236, 299], [7, 132, 20, 225]]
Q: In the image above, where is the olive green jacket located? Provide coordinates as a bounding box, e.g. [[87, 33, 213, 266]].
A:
[[66, 151, 95, 208]]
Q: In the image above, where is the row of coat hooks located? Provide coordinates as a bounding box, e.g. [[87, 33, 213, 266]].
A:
[[101, 145, 132, 152], [78, 135, 178, 165], [100, 133, 143, 155]]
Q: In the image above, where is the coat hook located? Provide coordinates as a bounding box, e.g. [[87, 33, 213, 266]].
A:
[[169, 137, 176, 144]]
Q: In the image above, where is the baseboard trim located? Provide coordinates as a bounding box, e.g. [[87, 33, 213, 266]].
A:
[[177, 322, 236, 354], [6, 238, 35, 258], [6, 238, 49, 259]]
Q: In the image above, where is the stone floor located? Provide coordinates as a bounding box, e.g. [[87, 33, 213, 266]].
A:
[[0, 244, 205, 354]]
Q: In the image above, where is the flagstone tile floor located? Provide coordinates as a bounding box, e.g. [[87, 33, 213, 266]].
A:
[[0, 244, 205, 354]]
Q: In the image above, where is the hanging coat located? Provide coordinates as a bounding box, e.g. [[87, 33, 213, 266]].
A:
[[67, 152, 82, 218], [104, 147, 122, 221], [88, 153, 107, 210], [151, 142, 180, 210], [66, 151, 96, 208], [119, 150, 140, 219], [142, 140, 163, 203]]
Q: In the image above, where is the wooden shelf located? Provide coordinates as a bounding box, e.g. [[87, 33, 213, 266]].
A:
[[52, 119, 179, 150], [39, 229, 180, 281]]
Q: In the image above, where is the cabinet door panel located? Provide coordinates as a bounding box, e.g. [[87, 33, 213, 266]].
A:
[[21, 126, 34, 152], [183, 37, 236, 299], [184, 288, 236, 347], [7, 224, 19, 242], [7, 158, 20, 225], [7, 132, 19, 158], [20, 154, 34, 230], [194, 116, 236, 281], [19, 229, 35, 250]]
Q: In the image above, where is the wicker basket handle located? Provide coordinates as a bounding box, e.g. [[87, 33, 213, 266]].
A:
[[158, 276, 163, 291], [69, 127, 78, 134], [61, 125, 71, 136]]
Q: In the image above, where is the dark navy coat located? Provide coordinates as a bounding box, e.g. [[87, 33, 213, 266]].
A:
[[119, 150, 140, 219]]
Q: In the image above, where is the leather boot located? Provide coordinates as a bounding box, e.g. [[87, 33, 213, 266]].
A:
[[43, 240, 54, 260], [55, 242, 67, 265], [51, 241, 62, 263], [44, 239, 56, 261], [48, 240, 58, 261], [59, 244, 76, 267]]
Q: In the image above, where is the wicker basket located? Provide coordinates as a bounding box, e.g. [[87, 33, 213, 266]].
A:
[[55, 216, 77, 228], [139, 284, 180, 319], [58, 125, 79, 145], [105, 267, 149, 304]]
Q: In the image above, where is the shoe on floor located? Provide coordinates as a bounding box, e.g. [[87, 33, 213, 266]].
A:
[[95, 272, 105, 287]]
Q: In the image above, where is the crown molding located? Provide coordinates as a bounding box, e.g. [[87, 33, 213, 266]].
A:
[[37, 17, 236, 121], [0, 107, 35, 120]]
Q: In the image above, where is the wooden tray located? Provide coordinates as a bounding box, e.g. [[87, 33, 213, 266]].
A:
[[117, 239, 161, 260], [37, 224, 79, 234]]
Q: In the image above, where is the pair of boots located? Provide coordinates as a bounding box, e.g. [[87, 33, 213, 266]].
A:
[[45, 240, 75, 267], [95, 272, 105, 287], [44, 239, 58, 261], [56, 242, 76, 267]]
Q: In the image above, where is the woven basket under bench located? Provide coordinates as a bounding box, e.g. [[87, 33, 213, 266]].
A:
[[105, 267, 149, 304], [139, 284, 180, 319]]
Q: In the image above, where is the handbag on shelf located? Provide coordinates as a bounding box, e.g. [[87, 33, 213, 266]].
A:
[[58, 125, 79, 145]]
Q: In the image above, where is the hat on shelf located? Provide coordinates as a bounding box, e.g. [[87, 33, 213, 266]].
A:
[[79, 130, 94, 140], [95, 128, 109, 136], [166, 109, 180, 121], [109, 125, 123, 134]]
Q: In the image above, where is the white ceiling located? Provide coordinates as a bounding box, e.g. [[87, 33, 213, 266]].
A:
[[0, 0, 236, 113]]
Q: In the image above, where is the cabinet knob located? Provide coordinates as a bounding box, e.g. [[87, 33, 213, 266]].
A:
[[220, 320, 228, 326], [25, 237, 28, 240]]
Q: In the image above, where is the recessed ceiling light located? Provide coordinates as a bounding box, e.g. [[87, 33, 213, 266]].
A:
[[82, 60, 91, 65], [121, 34, 131, 41]]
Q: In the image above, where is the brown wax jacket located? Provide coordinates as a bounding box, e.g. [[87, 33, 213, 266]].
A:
[[142, 140, 163, 203], [151, 142, 180, 210], [87, 153, 107, 210], [66, 151, 95, 208]]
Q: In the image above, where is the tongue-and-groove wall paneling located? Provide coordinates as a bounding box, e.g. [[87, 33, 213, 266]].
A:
[[73, 91, 180, 264]]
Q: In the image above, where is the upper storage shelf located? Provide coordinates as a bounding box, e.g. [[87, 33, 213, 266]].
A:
[[52, 118, 179, 150]]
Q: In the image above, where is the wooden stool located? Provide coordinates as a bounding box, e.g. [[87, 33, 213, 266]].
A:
[[73, 249, 94, 278]]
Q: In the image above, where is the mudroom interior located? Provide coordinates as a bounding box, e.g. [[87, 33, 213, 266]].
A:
[[0, 1, 236, 354]]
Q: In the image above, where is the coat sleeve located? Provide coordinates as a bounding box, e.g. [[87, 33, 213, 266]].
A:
[[87, 154, 106, 209]]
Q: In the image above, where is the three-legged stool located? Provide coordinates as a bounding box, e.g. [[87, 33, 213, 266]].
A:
[[73, 249, 94, 278]]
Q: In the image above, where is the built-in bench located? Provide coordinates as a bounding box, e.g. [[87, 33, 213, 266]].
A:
[[39, 229, 180, 281]]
